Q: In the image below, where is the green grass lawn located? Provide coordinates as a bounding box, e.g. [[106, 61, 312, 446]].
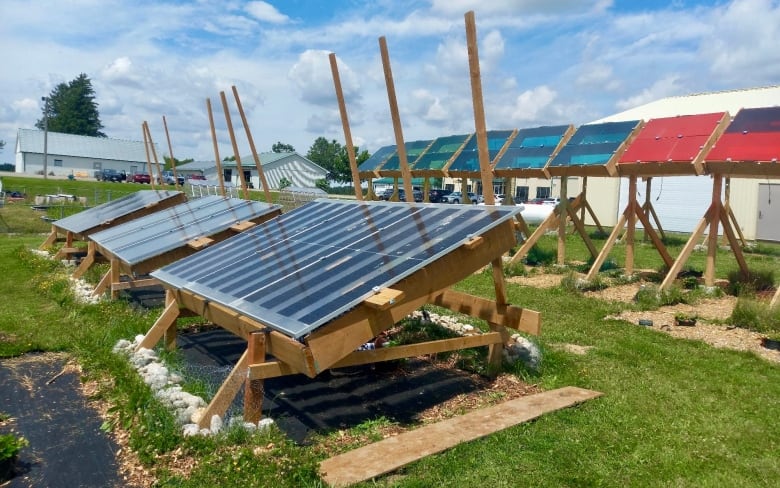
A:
[[1, 179, 779, 487]]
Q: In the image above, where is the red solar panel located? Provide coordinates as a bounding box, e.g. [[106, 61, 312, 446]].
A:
[[705, 107, 780, 163], [620, 112, 726, 164]]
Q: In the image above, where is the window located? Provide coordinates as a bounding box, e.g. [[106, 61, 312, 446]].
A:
[[515, 186, 529, 202], [93, 162, 102, 170], [536, 186, 551, 199], [53, 159, 63, 167]]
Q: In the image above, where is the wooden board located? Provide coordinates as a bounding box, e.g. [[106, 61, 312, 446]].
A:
[[319, 386, 602, 487]]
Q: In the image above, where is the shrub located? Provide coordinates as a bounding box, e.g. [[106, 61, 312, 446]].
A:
[[726, 269, 776, 297], [523, 245, 555, 266], [504, 261, 527, 277], [729, 298, 780, 334]]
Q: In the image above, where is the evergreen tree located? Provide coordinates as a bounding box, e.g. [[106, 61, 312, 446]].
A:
[[36, 73, 106, 137], [272, 141, 295, 153]]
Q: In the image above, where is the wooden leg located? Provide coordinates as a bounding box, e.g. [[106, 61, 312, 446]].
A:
[[705, 175, 723, 286], [625, 176, 637, 275], [198, 350, 250, 429], [244, 331, 267, 423], [110, 259, 121, 299], [72, 241, 96, 279], [660, 206, 714, 291], [557, 177, 568, 265], [40, 225, 58, 249], [136, 296, 181, 351]]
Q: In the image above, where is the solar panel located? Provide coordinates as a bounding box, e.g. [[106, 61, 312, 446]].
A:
[[547, 120, 640, 173], [619, 113, 726, 165], [52, 190, 185, 234], [358, 145, 396, 173], [379, 140, 433, 172], [90, 196, 281, 265], [706, 107, 780, 163], [152, 199, 521, 339], [448, 130, 514, 172], [494, 125, 571, 171], [411, 134, 470, 171]]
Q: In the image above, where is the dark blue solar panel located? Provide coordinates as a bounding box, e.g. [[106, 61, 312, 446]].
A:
[[52, 190, 184, 234], [548, 121, 639, 168], [448, 130, 513, 171], [152, 200, 521, 339], [90, 196, 281, 265], [358, 145, 396, 172]]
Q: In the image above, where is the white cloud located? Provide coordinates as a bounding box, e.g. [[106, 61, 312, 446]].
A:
[[245, 1, 290, 24], [616, 75, 683, 111], [510, 85, 557, 123], [288, 50, 360, 107], [429, 0, 610, 16]]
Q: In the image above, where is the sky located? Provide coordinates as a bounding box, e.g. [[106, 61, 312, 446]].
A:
[[1, 0, 779, 165]]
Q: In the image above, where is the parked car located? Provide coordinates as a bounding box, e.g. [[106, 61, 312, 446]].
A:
[[377, 188, 395, 200], [443, 192, 476, 204], [94, 168, 127, 182], [397, 189, 424, 202], [158, 170, 184, 185], [187, 174, 207, 181], [428, 188, 452, 203], [132, 172, 151, 184]]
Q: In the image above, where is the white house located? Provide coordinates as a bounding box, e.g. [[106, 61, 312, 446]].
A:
[[178, 152, 328, 190], [14, 128, 155, 178]]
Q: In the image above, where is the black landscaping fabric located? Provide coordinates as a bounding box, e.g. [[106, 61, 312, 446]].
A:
[[0, 354, 122, 488], [177, 328, 485, 444]]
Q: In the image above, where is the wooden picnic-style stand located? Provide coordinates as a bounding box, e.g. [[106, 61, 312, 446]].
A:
[[78, 196, 281, 298], [658, 107, 780, 296], [39, 190, 186, 260], [585, 112, 731, 284], [510, 120, 643, 265], [136, 200, 541, 428]]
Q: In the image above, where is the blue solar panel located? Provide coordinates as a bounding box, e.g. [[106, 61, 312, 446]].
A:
[[90, 196, 281, 265], [548, 121, 639, 168], [152, 200, 521, 339]]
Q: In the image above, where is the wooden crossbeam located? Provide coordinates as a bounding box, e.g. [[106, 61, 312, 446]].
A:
[[197, 350, 249, 429], [187, 236, 214, 250], [136, 296, 180, 351], [364, 288, 405, 311], [509, 194, 585, 265], [72, 241, 96, 279], [229, 220, 256, 233]]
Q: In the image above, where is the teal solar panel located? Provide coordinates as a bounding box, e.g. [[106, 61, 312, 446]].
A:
[[412, 134, 470, 171], [380, 140, 432, 171], [448, 130, 513, 172], [358, 145, 396, 172], [548, 121, 639, 168], [494, 125, 570, 171]]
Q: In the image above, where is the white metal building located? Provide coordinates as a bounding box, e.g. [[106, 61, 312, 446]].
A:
[[14, 129, 154, 178], [178, 152, 328, 190], [585, 85, 780, 241]]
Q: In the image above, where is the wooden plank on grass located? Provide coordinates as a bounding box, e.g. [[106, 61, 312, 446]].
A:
[[319, 386, 602, 487]]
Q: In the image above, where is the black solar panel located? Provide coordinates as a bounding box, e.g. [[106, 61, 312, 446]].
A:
[[152, 200, 521, 339], [89, 196, 281, 265], [52, 190, 184, 234]]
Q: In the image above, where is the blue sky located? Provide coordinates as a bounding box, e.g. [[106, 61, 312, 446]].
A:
[[1, 0, 779, 164]]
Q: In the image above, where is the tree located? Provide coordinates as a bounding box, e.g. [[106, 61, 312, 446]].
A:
[[36, 73, 106, 137], [163, 155, 194, 170], [272, 141, 295, 153], [306, 137, 371, 183]]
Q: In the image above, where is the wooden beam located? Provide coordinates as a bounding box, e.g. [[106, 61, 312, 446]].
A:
[[718, 207, 749, 276], [705, 175, 723, 286], [197, 350, 249, 429], [40, 226, 58, 249], [72, 241, 96, 279], [162, 115, 182, 191], [329, 53, 364, 201], [319, 387, 603, 487], [331, 333, 503, 369], [244, 331, 267, 423], [229, 221, 256, 233], [206, 98, 227, 196], [464, 235, 484, 250], [187, 236, 214, 250], [659, 205, 714, 291], [135, 297, 181, 352], [220, 91, 250, 199], [111, 278, 161, 291], [379, 36, 414, 203], [432, 289, 541, 336], [465, 11, 495, 206], [232, 86, 273, 203], [625, 175, 637, 274]]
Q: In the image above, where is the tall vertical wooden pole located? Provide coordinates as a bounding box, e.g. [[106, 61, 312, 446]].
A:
[[231, 86, 273, 203], [625, 175, 638, 274], [162, 115, 181, 190], [141, 123, 154, 184], [705, 174, 723, 285], [557, 176, 568, 265], [142, 121, 161, 190], [329, 53, 364, 201], [464, 11, 495, 206], [379, 36, 415, 203], [206, 98, 227, 196], [243, 331, 266, 423], [220, 91, 250, 200]]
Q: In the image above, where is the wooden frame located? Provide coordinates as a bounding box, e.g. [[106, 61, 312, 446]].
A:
[[136, 218, 541, 428]]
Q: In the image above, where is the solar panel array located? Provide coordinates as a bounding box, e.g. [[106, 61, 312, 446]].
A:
[[52, 190, 184, 234], [494, 125, 571, 172], [548, 120, 640, 170], [448, 130, 515, 172], [152, 199, 521, 339], [90, 196, 281, 265]]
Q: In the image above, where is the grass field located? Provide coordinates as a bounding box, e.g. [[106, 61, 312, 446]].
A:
[[1, 175, 779, 486]]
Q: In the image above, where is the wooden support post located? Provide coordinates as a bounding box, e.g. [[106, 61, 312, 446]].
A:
[[465, 10, 495, 206], [206, 98, 227, 196], [141, 122, 155, 188], [244, 331, 267, 423], [580, 177, 588, 226], [379, 36, 414, 203], [557, 176, 568, 265], [705, 175, 723, 286], [142, 121, 163, 190], [72, 241, 96, 279], [329, 55, 363, 201], [232, 86, 273, 203], [162, 115, 181, 191], [718, 207, 750, 277], [423, 177, 431, 203], [487, 258, 509, 376], [659, 206, 714, 291], [93, 269, 111, 297], [504, 177, 515, 205], [461, 177, 471, 203], [625, 175, 637, 275], [163, 289, 178, 351], [771, 286, 780, 308], [197, 350, 250, 429], [109, 259, 121, 299], [40, 225, 58, 249], [220, 91, 250, 199], [136, 293, 180, 351], [565, 206, 598, 259], [366, 177, 377, 200]]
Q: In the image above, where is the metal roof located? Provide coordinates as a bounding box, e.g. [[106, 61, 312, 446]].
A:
[[592, 85, 780, 123], [152, 199, 521, 339], [16, 129, 152, 162]]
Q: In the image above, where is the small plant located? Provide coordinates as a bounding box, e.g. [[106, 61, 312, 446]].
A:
[[0, 433, 28, 481], [674, 312, 698, 326], [523, 245, 555, 267], [504, 260, 527, 277], [726, 269, 776, 297], [729, 297, 780, 334]]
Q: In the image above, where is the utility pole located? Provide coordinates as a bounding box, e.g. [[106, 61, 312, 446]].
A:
[[42, 96, 49, 179]]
